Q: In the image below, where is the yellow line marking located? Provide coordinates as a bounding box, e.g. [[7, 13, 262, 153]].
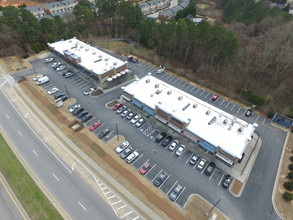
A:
[[0, 127, 72, 220], [0, 178, 27, 220]]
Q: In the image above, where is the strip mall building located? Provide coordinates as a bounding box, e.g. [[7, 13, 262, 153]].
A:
[[123, 74, 258, 167]]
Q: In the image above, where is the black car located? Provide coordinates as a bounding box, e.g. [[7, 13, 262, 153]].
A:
[[245, 109, 252, 117], [81, 114, 92, 123], [155, 132, 167, 143], [222, 175, 233, 188], [54, 93, 66, 100], [205, 162, 216, 176], [153, 171, 168, 187], [73, 107, 84, 116], [60, 96, 68, 102], [98, 129, 110, 139], [77, 111, 88, 119], [161, 136, 173, 147]]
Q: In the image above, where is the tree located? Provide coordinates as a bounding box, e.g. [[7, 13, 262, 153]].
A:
[[95, 0, 118, 19], [73, 4, 95, 28], [283, 192, 293, 201], [118, 1, 143, 28], [288, 172, 293, 179], [283, 181, 293, 191]]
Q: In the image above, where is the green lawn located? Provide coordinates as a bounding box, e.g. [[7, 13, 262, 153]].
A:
[[0, 133, 63, 220]]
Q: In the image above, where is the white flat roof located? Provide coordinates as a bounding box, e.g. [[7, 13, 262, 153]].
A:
[[48, 38, 126, 76], [124, 74, 257, 159]]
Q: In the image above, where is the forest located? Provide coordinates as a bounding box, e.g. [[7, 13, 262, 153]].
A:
[[0, 0, 292, 117]]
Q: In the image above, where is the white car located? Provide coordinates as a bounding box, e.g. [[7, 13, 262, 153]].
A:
[[45, 58, 54, 63], [47, 87, 59, 95], [197, 158, 207, 171], [126, 151, 139, 163], [130, 114, 141, 124], [56, 65, 66, 71], [175, 144, 186, 157], [83, 88, 94, 96], [168, 140, 179, 151], [156, 69, 164, 74], [69, 104, 81, 113], [115, 141, 129, 154], [33, 75, 43, 81], [51, 62, 61, 68]]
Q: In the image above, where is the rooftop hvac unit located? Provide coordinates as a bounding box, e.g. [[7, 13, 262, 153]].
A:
[[105, 58, 109, 61], [223, 119, 228, 124], [85, 48, 89, 51], [167, 90, 172, 95], [113, 62, 117, 65], [238, 127, 243, 133], [150, 94, 154, 97], [146, 79, 150, 83], [193, 103, 198, 108], [178, 96, 183, 100], [69, 40, 72, 43], [80, 45, 84, 48], [92, 52, 96, 55], [155, 89, 162, 94], [98, 55, 102, 58], [155, 84, 159, 88], [206, 110, 211, 115]]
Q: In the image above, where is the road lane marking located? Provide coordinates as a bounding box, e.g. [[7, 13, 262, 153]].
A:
[[186, 84, 191, 90], [108, 195, 116, 199], [132, 153, 143, 165], [117, 205, 126, 210], [133, 216, 140, 220], [200, 90, 205, 96], [230, 105, 235, 110], [112, 200, 121, 205], [262, 118, 266, 124], [101, 187, 107, 190], [78, 202, 87, 211], [17, 130, 22, 136], [220, 100, 225, 105], [52, 173, 60, 181], [33, 150, 38, 157], [204, 93, 210, 98], [71, 162, 76, 171], [120, 211, 133, 218], [209, 169, 216, 180], [254, 115, 260, 123], [6, 114, 9, 119], [225, 102, 230, 108], [104, 191, 111, 195], [218, 173, 226, 186], [195, 88, 200, 94], [190, 87, 195, 92], [236, 107, 241, 113], [186, 154, 193, 164], [24, 113, 29, 118], [152, 169, 162, 182]]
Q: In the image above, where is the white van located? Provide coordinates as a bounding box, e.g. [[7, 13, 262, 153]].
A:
[[36, 76, 49, 85], [125, 151, 139, 163]]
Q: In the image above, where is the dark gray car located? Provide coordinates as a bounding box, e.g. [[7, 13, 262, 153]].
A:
[[153, 171, 168, 187], [120, 146, 133, 159]]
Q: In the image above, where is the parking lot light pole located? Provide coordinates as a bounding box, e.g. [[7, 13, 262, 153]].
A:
[[116, 123, 119, 141], [64, 84, 71, 101], [206, 197, 222, 216]]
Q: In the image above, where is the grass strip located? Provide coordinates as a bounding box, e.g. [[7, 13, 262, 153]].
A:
[[0, 133, 62, 220]]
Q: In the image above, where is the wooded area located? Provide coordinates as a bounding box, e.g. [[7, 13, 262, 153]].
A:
[[0, 0, 292, 117]]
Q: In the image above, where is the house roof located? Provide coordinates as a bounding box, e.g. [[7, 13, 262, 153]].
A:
[[160, 9, 174, 17], [25, 6, 43, 12], [43, 2, 63, 9], [123, 74, 257, 159], [171, 5, 183, 13]]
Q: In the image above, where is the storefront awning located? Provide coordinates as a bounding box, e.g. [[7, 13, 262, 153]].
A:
[[143, 106, 155, 116], [132, 99, 143, 108], [199, 141, 216, 153]]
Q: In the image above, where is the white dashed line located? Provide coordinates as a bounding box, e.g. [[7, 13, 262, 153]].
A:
[[120, 211, 133, 219], [108, 195, 116, 199], [52, 173, 60, 181], [159, 175, 170, 189], [5, 114, 9, 119], [175, 187, 186, 202], [190, 87, 195, 92], [132, 154, 143, 165], [132, 216, 140, 220], [230, 105, 235, 110], [111, 200, 121, 205], [200, 90, 205, 96], [101, 187, 107, 190], [117, 205, 126, 210], [104, 191, 111, 195], [17, 130, 22, 136], [186, 84, 191, 90], [33, 149, 38, 157], [78, 202, 87, 211], [185, 154, 193, 164]]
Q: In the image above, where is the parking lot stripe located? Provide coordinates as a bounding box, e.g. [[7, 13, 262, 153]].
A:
[[220, 100, 225, 105], [236, 107, 241, 113], [209, 169, 217, 180], [175, 187, 186, 202], [146, 163, 156, 173], [218, 173, 226, 186], [132, 154, 143, 165], [185, 154, 193, 164], [101, 187, 107, 190], [132, 216, 140, 220], [117, 205, 126, 210], [190, 87, 195, 92], [225, 102, 230, 108], [152, 169, 162, 182], [254, 115, 260, 123], [185, 84, 191, 90], [138, 159, 150, 170], [200, 90, 205, 96], [165, 74, 172, 79], [159, 174, 170, 189], [120, 211, 133, 219], [181, 82, 187, 87], [262, 118, 266, 124], [108, 195, 116, 199], [104, 191, 111, 195], [195, 88, 200, 94], [111, 200, 121, 205], [167, 181, 178, 195]]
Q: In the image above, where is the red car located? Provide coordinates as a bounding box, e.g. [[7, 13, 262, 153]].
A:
[[89, 121, 101, 131], [113, 103, 123, 111], [139, 161, 152, 175], [211, 94, 219, 101]]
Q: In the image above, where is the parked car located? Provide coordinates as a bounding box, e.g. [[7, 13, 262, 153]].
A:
[[115, 141, 129, 153], [65, 72, 75, 78], [98, 129, 110, 139], [77, 111, 88, 119], [135, 118, 145, 127], [211, 94, 219, 101], [120, 146, 133, 159], [245, 109, 252, 117], [126, 112, 135, 120], [54, 93, 66, 100], [222, 175, 233, 188], [72, 107, 84, 116], [113, 103, 123, 111], [56, 65, 66, 71], [45, 58, 54, 63], [161, 136, 173, 147], [127, 56, 138, 63], [205, 162, 216, 176], [121, 109, 131, 118], [33, 74, 43, 81], [89, 121, 101, 131], [168, 140, 179, 151], [130, 114, 141, 124], [189, 154, 200, 165], [156, 69, 164, 74], [81, 114, 92, 123], [60, 96, 68, 102], [125, 151, 139, 163], [175, 144, 186, 156], [169, 184, 183, 201], [47, 87, 59, 95], [155, 132, 167, 143], [153, 171, 168, 187], [69, 104, 80, 113], [84, 88, 94, 96], [197, 158, 207, 171], [116, 106, 126, 114], [51, 62, 61, 68], [139, 161, 152, 175]]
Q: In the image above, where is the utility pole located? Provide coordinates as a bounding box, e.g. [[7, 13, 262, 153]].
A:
[[116, 123, 119, 141], [64, 84, 71, 101], [206, 197, 222, 216]]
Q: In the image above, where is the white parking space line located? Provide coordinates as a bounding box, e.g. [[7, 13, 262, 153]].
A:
[[173, 78, 180, 83], [117, 205, 126, 210], [225, 102, 230, 108], [33, 149, 38, 157], [165, 74, 172, 79], [218, 173, 226, 186], [108, 195, 116, 199], [17, 130, 22, 136], [177, 80, 183, 86], [236, 107, 241, 113], [186, 84, 192, 90], [175, 187, 186, 202], [101, 187, 107, 190], [254, 115, 260, 123], [132, 154, 143, 165], [111, 200, 121, 205], [181, 82, 187, 87], [262, 118, 266, 124], [159, 175, 170, 189], [120, 211, 133, 219], [52, 173, 60, 181], [104, 191, 111, 195], [132, 216, 140, 220], [201, 168, 206, 174], [200, 90, 205, 96], [204, 93, 210, 98], [6, 114, 9, 119], [78, 202, 87, 211], [231, 105, 235, 110], [190, 87, 195, 92], [167, 181, 178, 195], [146, 163, 156, 173], [195, 88, 200, 94], [220, 100, 225, 105], [209, 169, 216, 180], [138, 159, 150, 170], [185, 154, 193, 164], [152, 169, 162, 182]]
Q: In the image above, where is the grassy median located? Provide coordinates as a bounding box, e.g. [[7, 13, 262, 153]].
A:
[[0, 133, 62, 220]]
